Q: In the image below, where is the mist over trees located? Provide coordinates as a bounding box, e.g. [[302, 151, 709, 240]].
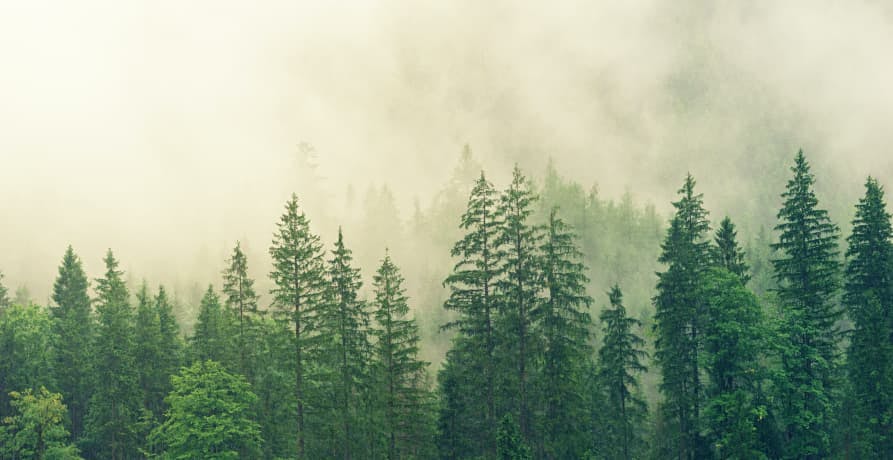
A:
[[2, 148, 892, 459]]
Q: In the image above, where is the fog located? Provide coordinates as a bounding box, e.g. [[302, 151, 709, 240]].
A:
[[2, 0, 892, 312]]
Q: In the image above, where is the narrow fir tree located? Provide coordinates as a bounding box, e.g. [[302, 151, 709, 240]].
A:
[[269, 193, 328, 460], [50, 246, 93, 441], [191, 285, 230, 365], [653, 174, 711, 460], [711, 217, 750, 284], [222, 241, 260, 379], [772, 150, 841, 458], [440, 171, 502, 456], [134, 283, 162, 417], [84, 250, 141, 460], [844, 177, 893, 457], [371, 253, 434, 459], [598, 285, 647, 460], [537, 207, 593, 458], [495, 166, 543, 441]]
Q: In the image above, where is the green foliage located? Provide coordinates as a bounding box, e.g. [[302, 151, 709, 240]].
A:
[[222, 241, 260, 380], [135, 283, 183, 426], [771, 150, 841, 458], [371, 253, 436, 459], [0, 387, 82, 460], [50, 246, 93, 441], [844, 177, 893, 457], [496, 414, 531, 460], [0, 270, 9, 310], [652, 174, 712, 460], [598, 285, 647, 460], [711, 217, 750, 284], [536, 208, 593, 458], [191, 285, 232, 366], [83, 250, 142, 460], [268, 193, 328, 459], [148, 360, 262, 459], [0, 304, 57, 420]]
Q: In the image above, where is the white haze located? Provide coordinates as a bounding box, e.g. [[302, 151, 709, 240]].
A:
[[1, 0, 892, 307]]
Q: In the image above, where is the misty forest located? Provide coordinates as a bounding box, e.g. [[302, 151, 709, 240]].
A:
[[3, 2, 893, 460]]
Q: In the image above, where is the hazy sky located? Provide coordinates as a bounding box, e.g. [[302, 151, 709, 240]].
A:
[[2, 0, 892, 300]]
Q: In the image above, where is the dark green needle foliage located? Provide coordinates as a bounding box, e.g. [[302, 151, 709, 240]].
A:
[[191, 285, 232, 366], [536, 207, 592, 458], [148, 360, 262, 459], [269, 193, 328, 460], [222, 241, 260, 380], [598, 285, 647, 460], [653, 174, 712, 460], [497, 414, 532, 460], [711, 217, 750, 284], [371, 253, 435, 459], [83, 250, 141, 460], [49, 246, 93, 441], [771, 150, 841, 459], [844, 177, 893, 458], [439, 171, 502, 457]]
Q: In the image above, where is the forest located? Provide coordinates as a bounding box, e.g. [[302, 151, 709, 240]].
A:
[[2, 147, 892, 460]]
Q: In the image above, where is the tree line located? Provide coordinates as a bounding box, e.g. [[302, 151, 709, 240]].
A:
[[1, 149, 892, 459]]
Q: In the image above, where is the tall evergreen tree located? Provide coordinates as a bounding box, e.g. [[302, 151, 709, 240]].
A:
[[598, 285, 647, 460], [0, 270, 9, 310], [844, 177, 893, 457], [440, 171, 502, 456], [772, 150, 841, 458], [84, 250, 141, 460], [50, 246, 93, 441], [269, 193, 328, 460], [653, 174, 711, 460], [495, 166, 543, 441], [324, 228, 372, 460], [537, 207, 592, 458], [371, 253, 435, 459], [711, 217, 750, 284], [134, 283, 161, 417], [191, 285, 230, 365], [222, 241, 260, 379]]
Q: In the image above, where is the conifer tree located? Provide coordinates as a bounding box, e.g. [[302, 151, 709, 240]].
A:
[[711, 217, 750, 284], [495, 166, 543, 441], [0, 270, 9, 310], [84, 250, 141, 460], [772, 150, 841, 458], [191, 285, 230, 365], [653, 174, 711, 460], [154, 286, 182, 396], [222, 241, 260, 379], [134, 283, 161, 417], [269, 193, 328, 459], [371, 253, 434, 459], [440, 171, 502, 456], [844, 177, 893, 457], [497, 414, 532, 460], [598, 285, 647, 460], [324, 228, 372, 459], [537, 207, 592, 458], [50, 246, 93, 440]]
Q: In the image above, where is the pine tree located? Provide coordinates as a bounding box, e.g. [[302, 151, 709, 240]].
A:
[[222, 241, 260, 380], [49, 246, 93, 441], [269, 193, 328, 459], [324, 228, 372, 459], [191, 285, 230, 365], [772, 150, 841, 458], [371, 253, 434, 459], [711, 217, 750, 284], [598, 285, 647, 460], [537, 207, 592, 458], [84, 250, 141, 460], [653, 174, 711, 460], [440, 171, 502, 456], [844, 177, 893, 457], [701, 268, 767, 459], [495, 166, 543, 441]]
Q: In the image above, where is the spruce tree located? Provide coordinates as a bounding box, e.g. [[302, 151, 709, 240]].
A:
[[495, 166, 543, 441], [598, 285, 647, 460], [440, 171, 502, 456], [191, 285, 230, 365], [324, 228, 372, 459], [772, 150, 841, 458], [844, 177, 893, 457], [537, 207, 592, 458], [154, 286, 182, 398], [371, 253, 434, 459], [653, 174, 711, 460], [269, 193, 328, 459], [84, 250, 140, 460], [134, 283, 161, 417], [222, 241, 260, 379], [711, 217, 750, 284], [50, 246, 93, 441]]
